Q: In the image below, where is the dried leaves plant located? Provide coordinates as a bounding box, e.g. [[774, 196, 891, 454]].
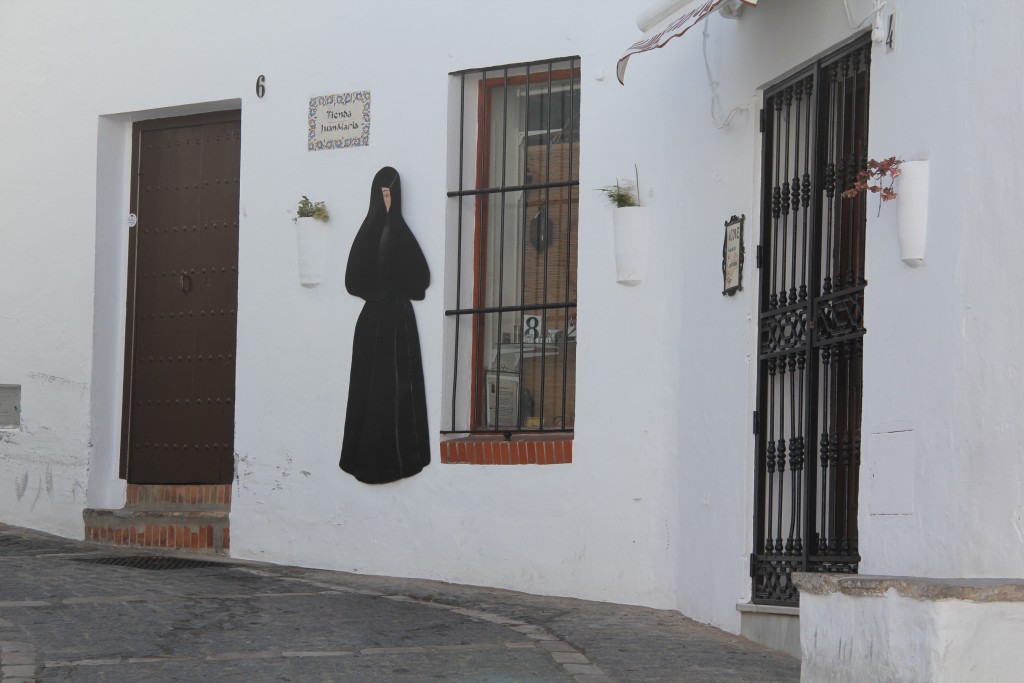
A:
[[842, 156, 903, 216]]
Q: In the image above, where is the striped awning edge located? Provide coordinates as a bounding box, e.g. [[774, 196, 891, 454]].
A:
[[617, 0, 758, 84]]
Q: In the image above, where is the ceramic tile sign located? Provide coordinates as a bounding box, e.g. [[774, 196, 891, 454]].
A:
[[308, 91, 371, 151], [722, 214, 745, 296]]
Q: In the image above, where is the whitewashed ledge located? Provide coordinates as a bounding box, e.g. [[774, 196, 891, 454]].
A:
[[792, 573, 1024, 683], [793, 572, 1024, 602]]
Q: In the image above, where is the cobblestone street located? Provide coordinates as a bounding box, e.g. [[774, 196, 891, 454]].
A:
[[0, 524, 799, 682]]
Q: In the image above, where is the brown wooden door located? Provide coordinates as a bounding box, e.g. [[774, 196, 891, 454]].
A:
[[120, 112, 241, 484]]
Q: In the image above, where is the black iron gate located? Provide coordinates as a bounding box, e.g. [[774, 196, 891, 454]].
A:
[[751, 36, 870, 606]]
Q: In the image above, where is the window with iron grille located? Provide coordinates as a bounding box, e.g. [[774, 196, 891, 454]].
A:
[[444, 57, 580, 437]]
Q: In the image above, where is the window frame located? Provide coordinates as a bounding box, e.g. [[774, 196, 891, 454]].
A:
[[444, 56, 580, 439]]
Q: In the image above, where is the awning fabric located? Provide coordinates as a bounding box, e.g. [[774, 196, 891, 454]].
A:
[[617, 0, 757, 84]]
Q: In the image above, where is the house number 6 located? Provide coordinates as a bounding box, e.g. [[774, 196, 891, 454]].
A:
[[256, 75, 266, 98]]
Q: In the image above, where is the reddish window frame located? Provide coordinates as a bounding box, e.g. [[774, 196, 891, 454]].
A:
[[444, 57, 580, 442]]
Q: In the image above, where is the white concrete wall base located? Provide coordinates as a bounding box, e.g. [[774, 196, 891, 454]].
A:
[[736, 603, 799, 659], [794, 573, 1024, 683]]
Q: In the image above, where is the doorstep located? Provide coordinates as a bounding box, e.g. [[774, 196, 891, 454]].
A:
[[83, 484, 230, 555], [736, 602, 800, 659]]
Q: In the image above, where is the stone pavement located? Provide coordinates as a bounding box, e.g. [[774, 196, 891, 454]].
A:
[[0, 523, 799, 682]]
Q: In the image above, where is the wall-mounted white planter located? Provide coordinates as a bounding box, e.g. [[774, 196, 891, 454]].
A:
[[613, 206, 649, 285], [295, 217, 329, 287], [896, 160, 929, 267]]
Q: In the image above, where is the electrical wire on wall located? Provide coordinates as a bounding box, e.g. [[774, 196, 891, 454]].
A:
[[702, 21, 749, 129], [701, 1, 886, 129]]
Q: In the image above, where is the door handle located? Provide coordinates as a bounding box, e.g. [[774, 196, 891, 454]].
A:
[[180, 273, 193, 294]]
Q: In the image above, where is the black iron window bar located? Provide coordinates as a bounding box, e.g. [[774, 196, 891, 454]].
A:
[[751, 36, 870, 606], [444, 57, 580, 436]]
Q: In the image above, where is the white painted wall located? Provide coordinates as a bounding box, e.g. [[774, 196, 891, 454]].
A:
[[1, 0, 1023, 636], [800, 589, 1024, 682], [226, 0, 684, 612], [858, 0, 1024, 582], [634, 1, 877, 630]]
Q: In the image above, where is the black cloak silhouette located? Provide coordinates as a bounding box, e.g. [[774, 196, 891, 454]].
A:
[[340, 167, 431, 484]]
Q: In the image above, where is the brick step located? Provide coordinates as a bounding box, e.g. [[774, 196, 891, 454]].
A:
[[125, 484, 231, 511], [83, 507, 229, 554]]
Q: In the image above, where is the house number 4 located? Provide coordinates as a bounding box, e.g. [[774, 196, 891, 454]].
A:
[[256, 75, 266, 98]]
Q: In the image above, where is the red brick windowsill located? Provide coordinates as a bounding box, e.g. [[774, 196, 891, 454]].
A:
[[440, 434, 573, 466]]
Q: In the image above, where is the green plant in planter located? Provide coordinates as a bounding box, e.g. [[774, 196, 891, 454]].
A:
[[597, 166, 642, 207], [296, 195, 329, 222]]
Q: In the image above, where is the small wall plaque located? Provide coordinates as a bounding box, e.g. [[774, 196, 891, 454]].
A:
[[722, 214, 745, 296], [0, 384, 21, 429], [308, 90, 371, 151]]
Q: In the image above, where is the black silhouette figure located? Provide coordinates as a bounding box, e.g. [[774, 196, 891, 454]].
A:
[[340, 167, 430, 484]]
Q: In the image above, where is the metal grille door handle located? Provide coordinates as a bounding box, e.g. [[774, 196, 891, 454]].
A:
[[180, 273, 193, 294]]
